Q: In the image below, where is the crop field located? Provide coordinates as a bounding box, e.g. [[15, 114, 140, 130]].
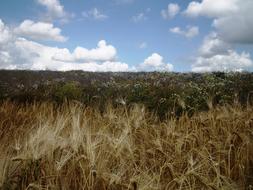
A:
[[0, 71, 253, 189], [1, 0, 253, 189]]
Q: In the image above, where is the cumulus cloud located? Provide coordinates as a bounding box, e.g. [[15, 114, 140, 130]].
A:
[[198, 33, 231, 57], [0, 19, 14, 68], [170, 26, 199, 38], [184, 0, 253, 71], [185, 0, 253, 44], [184, 0, 238, 17], [37, 0, 65, 17], [139, 53, 173, 72], [191, 33, 253, 72], [0, 19, 130, 72], [37, 0, 72, 22], [0, 19, 12, 45], [82, 8, 108, 21], [0, 37, 129, 71], [0, 19, 173, 72], [192, 51, 253, 72], [161, 3, 180, 20], [0, 51, 12, 69], [14, 20, 67, 42], [53, 40, 117, 62]]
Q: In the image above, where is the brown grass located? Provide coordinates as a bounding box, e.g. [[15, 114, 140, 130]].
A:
[[0, 101, 252, 189]]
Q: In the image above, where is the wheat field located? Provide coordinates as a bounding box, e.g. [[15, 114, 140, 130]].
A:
[[0, 101, 252, 189]]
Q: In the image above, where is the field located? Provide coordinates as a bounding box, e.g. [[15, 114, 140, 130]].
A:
[[0, 71, 253, 189]]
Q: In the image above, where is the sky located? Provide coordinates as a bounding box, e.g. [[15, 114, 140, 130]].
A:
[[0, 0, 253, 72]]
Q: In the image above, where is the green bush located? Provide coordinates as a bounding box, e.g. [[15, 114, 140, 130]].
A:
[[54, 82, 82, 102]]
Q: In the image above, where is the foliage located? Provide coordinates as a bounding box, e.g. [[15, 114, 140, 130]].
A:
[[1, 71, 253, 118], [54, 82, 83, 102]]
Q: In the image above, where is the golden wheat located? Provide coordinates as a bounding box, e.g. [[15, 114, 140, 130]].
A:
[[0, 101, 252, 189]]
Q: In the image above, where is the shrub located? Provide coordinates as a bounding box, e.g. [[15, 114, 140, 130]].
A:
[[54, 82, 82, 102]]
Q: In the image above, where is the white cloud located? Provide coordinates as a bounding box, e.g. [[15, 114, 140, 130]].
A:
[[132, 13, 147, 23], [0, 37, 129, 72], [37, 0, 72, 22], [192, 51, 253, 72], [139, 53, 173, 72], [184, 0, 253, 71], [161, 3, 180, 20], [0, 19, 173, 72], [0, 19, 128, 72], [0, 19, 12, 45], [139, 42, 147, 49], [38, 0, 65, 18], [192, 33, 253, 72], [184, 0, 238, 18], [53, 40, 116, 62], [82, 8, 108, 21], [0, 20, 134, 72], [14, 20, 67, 42], [170, 26, 199, 38], [132, 8, 151, 23], [198, 33, 231, 58], [0, 51, 12, 68], [185, 0, 253, 44], [0, 19, 15, 68]]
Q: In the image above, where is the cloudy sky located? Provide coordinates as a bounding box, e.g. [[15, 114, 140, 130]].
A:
[[0, 0, 253, 72]]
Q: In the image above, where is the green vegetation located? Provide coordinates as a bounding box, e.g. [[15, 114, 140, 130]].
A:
[[1, 71, 253, 118], [54, 82, 83, 102]]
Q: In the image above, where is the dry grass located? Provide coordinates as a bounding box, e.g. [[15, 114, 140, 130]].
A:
[[0, 101, 252, 190]]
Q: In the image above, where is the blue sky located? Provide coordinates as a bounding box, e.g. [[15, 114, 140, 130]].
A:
[[0, 0, 253, 72]]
